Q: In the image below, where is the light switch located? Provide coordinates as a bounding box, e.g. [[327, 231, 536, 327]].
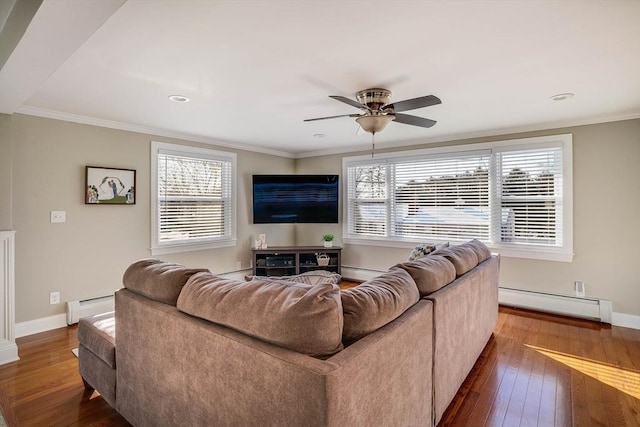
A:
[[50, 211, 66, 223]]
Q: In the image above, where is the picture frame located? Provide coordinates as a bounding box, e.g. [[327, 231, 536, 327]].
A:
[[85, 166, 136, 205]]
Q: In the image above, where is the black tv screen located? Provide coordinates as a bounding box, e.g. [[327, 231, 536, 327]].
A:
[[252, 175, 339, 224]]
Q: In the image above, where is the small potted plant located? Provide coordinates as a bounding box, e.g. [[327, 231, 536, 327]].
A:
[[322, 233, 334, 248]]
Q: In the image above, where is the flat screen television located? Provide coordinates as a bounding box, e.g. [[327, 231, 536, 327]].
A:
[[252, 175, 339, 224]]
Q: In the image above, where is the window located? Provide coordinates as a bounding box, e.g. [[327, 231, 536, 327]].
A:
[[151, 142, 236, 255], [343, 134, 573, 261]]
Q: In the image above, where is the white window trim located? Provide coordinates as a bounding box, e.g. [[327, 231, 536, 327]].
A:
[[151, 141, 237, 256], [342, 134, 573, 262]]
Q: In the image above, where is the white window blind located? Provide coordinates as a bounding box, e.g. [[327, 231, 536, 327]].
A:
[[497, 147, 563, 246], [347, 163, 388, 237], [151, 142, 236, 254], [343, 134, 572, 261], [392, 152, 490, 241]]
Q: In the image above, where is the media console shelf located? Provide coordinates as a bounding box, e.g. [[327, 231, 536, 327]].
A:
[[251, 246, 341, 277]]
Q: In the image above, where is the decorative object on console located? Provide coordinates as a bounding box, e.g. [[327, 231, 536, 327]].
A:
[[255, 233, 267, 249], [316, 253, 330, 266], [85, 166, 136, 205], [322, 233, 334, 248]]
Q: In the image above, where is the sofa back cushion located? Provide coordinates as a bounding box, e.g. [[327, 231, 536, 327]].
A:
[[461, 239, 492, 263], [431, 245, 479, 276], [394, 255, 456, 296], [340, 268, 420, 344], [177, 272, 344, 357], [123, 259, 209, 306]]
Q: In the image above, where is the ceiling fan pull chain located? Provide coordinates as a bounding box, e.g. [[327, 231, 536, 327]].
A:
[[371, 132, 376, 157]]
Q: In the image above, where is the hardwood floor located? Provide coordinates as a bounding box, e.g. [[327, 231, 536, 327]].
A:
[[440, 307, 640, 426], [0, 306, 638, 426]]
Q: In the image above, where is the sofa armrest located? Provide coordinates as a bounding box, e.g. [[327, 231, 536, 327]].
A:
[[426, 255, 499, 423], [326, 299, 434, 426]]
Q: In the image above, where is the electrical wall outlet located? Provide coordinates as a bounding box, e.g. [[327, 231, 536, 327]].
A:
[[236, 261, 242, 270], [574, 281, 585, 297], [49, 291, 60, 305]]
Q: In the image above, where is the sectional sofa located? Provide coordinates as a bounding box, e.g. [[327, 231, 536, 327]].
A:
[[78, 239, 499, 426]]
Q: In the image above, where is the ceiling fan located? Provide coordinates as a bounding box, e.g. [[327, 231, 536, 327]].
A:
[[304, 88, 441, 134]]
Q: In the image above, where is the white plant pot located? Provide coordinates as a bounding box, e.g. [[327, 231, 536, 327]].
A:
[[323, 241, 333, 248]]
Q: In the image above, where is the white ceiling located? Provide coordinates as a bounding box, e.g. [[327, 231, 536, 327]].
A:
[[1, 0, 639, 158]]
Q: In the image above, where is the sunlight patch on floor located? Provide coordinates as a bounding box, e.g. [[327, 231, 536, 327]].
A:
[[525, 344, 640, 399]]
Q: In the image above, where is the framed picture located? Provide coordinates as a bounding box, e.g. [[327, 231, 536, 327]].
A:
[[85, 166, 136, 205]]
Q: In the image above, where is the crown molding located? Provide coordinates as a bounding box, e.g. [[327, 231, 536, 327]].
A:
[[13, 106, 639, 160], [292, 111, 640, 158], [14, 106, 296, 158]]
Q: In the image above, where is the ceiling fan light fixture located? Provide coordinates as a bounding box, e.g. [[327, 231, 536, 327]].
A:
[[356, 114, 395, 134]]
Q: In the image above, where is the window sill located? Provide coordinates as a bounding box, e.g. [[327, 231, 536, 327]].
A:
[[342, 237, 573, 262], [151, 239, 236, 256]]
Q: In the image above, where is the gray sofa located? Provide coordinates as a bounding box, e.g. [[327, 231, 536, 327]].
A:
[[78, 239, 499, 426]]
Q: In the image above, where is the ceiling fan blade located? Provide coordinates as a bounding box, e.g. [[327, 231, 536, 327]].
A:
[[329, 95, 367, 110], [385, 95, 441, 113], [393, 113, 437, 128], [304, 113, 360, 122]]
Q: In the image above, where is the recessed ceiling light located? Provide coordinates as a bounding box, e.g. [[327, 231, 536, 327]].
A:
[[313, 133, 326, 138], [168, 95, 190, 103], [550, 93, 574, 101]]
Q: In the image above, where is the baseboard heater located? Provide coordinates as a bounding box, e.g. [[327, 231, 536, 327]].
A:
[[66, 295, 115, 325], [499, 287, 612, 324]]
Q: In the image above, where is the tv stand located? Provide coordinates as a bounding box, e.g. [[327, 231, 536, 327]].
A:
[[251, 246, 341, 277]]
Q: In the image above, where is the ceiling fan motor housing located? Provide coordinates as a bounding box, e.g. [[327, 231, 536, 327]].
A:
[[357, 88, 392, 111]]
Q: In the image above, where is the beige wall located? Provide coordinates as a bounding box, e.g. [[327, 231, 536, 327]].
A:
[[0, 113, 12, 229], [296, 119, 640, 316], [8, 114, 294, 322], [4, 113, 640, 322]]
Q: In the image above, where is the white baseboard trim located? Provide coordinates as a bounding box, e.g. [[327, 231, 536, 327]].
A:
[[219, 268, 253, 281], [15, 313, 67, 338], [341, 266, 385, 282], [0, 339, 19, 365], [611, 312, 640, 330], [499, 287, 612, 323], [342, 267, 639, 330]]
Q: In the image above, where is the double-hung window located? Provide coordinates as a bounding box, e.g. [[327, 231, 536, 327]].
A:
[[151, 141, 236, 255], [343, 134, 572, 261]]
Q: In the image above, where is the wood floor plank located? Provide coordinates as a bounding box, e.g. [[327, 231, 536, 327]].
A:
[[519, 314, 547, 427], [501, 314, 537, 427], [483, 316, 527, 426], [1, 305, 639, 426]]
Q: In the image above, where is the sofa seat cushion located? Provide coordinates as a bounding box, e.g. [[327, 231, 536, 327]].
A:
[[431, 245, 479, 277], [394, 255, 456, 296], [78, 311, 116, 368], [123, 259, 209, 306], [177, 272, 343, 357], [244, 270, 341, 286], [340, 268, 420, 344]]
